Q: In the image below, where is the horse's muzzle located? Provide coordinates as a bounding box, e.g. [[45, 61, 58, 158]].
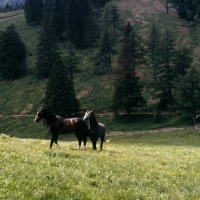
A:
[[35, 117, 39, 122]]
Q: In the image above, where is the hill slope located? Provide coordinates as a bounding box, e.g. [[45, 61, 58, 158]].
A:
[[0, 0, 200, 116]]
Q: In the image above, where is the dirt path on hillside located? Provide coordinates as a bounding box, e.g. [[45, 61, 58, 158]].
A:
[[0, 12, 24, 23]]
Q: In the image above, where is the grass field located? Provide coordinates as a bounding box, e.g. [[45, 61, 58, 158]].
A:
[[0, 3, 200, 199], [0, 129, 200, 200]]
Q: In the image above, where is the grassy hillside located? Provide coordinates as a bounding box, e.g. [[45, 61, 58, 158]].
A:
[[1, 129, 200, 199], [0, 0, 200, 131]]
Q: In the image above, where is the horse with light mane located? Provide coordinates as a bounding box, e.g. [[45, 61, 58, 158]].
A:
[[83, 110, 110, 150]]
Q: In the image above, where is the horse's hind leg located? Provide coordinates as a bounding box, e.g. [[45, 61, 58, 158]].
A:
[[50, 134, 55, 149], [100, 136, 104, 150], [55, 136, 61, 149], [78, 138, 81, 149]]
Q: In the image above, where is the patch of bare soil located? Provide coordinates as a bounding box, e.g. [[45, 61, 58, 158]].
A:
[[20, 104, 33, 115], [117, 0, 166, 21], [77, 87, 92, 99]]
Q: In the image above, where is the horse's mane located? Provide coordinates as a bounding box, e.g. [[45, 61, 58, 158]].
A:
[[91, 112, 99, 125], [42, 108, 57, 126]]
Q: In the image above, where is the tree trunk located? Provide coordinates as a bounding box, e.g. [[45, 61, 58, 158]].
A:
[[166, 0, 169, 14], [126, 109, 131, 121]]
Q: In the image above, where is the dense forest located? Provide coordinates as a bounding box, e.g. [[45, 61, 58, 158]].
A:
[[0, 0, 200, 124]]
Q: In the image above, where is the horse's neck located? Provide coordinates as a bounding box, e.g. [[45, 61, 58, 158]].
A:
[[89, 116, 98, 128], [45, 113, 57, 126]]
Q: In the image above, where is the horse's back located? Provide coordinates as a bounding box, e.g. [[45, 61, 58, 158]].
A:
[[61, 117, 87, 133]]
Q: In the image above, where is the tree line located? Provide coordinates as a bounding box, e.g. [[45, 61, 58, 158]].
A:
[[0, 0, 200, 123], [169, 0, 200, 21]]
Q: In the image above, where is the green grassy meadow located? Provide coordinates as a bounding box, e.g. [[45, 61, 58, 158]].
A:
[[1, 129, 200, 200], [0, 2, 200, 199]]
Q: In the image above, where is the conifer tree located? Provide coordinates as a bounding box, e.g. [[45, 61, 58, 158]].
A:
[[65, 0, 89, 47], [173, 66, 200, 124], [110, 4, 120, 37], [0, 24, 27, 79], [36, 2, 61, 79], [146, 24, 161, 95], [43, 59, 80, 116], [24, 0, 43, 25], [156, 29, 176, 109], [83, 2, 99, 47], [94, 28, 113, 75], [129, 27, 144, 76], [175, 47, 192, 76], [62, 42, 77, 81], [36, 27, 61, 78], [50, 0, 65, 38], [112, 23, 146, 120]]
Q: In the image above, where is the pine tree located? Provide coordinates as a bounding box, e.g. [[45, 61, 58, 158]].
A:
[[83, 2, 98, 47], [65, 0, 89, 47], [129, 27, 144, 76], [35, 2, 61, 79], [43, 59, 80, 117], [112, 23, 146, 120], [0, 24, 27, 79], [62, 42, 77, 81], [94, 27, 113, 75], [173, 66, 200, 124], [146, 24, 161, 95], [156, 29, 176, 109], [175, 47, 192, 76], [110, 4, 120, 38], [24, 0, 43, 25], [50, 0, 65, 39]]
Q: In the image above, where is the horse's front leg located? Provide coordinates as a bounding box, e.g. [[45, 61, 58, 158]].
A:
[[50, 133, 60, 149], [90, 136, 97, 150], [83, 137, 87, 149], [54, 134, 61, 149], [50, 134, 55, 149]]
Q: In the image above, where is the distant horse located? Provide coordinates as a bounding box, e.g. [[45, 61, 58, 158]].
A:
[[83, 110, 110, 150], [35, 107, 94, 149]]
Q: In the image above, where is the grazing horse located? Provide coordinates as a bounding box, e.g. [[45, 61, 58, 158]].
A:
[[83, 110, 109, 150], [34, 107, 94, 149]]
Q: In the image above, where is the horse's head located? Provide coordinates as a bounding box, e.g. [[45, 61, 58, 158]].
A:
[[35, 107, 46, 122], [83, 110, 93, 121]]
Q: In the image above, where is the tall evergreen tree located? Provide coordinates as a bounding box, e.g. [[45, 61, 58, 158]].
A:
[[146, 24, 161, 95], [173, 66, 200, 124], [0, 24, 27, 79], [83, 2, 99, 47], [110, 4, 120, 37], [50, 0, 65, 38], [175, 47, 193, 76], [94, 27, 113, 75], [156, 29, 176, 109], [36, 1, 61, 78], [43, 59, 80, 117], [129, 27, 144, 76], [24, 0, 43, 25], [65, 0, 89, 47], [112, 23, 146, 120], [62, 42, 77, 81]]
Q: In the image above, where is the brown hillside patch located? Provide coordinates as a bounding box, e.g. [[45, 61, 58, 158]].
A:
[[20, 104, 33, 115], [77, 87, 93, 99]]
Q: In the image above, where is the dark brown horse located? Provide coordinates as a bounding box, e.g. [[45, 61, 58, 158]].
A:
[[83, 110, 110, 150], [35, 107, 94, 149]]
